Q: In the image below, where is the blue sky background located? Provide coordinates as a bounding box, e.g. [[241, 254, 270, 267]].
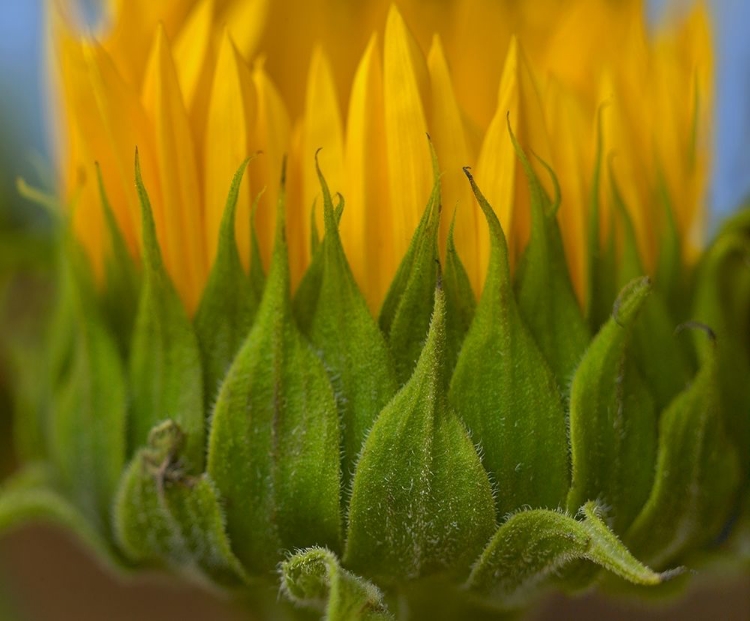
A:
[[0, 2, 47, 189], [1, 0, 749, 224]]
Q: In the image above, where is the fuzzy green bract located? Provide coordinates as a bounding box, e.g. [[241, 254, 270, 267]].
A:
[[345, 284, 496, 583], [96, 164, 140, 355], [281, 548, 393, 621], [206, 173, 341, 574], [585, 111, 619, 332], [377, 189, 440, 385], [450, 168, 569, 517], [194, 159, 264, 407], [378, 147, 441, 386], [129, 154, 205, 470], [511, 123, 589, 385], [626, 328, 741, 569], [691, 230, 750, 476], [1, 142, 749, 621], [466, 502, 670, 609], [442, 209, 476, 374], [609, 170, 693, 412], [294, 190, 344, 332], [294, 156, 397, 484], [49, 244, 127, 532], [114, 421, 248, 588], [566, 276, 658, 534]]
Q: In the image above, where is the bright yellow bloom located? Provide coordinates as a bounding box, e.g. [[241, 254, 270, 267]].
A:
[[49, 0, 711, 313]]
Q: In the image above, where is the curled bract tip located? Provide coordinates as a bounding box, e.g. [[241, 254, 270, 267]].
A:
[[675, 320, 717, 344]]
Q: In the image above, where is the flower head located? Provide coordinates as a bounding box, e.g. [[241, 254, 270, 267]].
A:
[[3, 2, 747, 620]]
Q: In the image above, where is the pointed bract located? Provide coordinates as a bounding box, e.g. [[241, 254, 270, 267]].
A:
[[450, 170, 569, 516], [346, 285, 496, 583], [207, 176, 341, 573]]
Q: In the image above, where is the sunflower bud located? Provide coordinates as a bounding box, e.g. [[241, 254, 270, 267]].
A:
[[2, 1, 749, 620]]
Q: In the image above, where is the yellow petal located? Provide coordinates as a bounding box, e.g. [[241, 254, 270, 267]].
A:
[[300, 46, 346, 266], [652, 4, 713, 257], [383, 5, 433, 268], [204, 30, 256, 271], [474, 38, 550, 272], [427, 34, 481, 294], [51, 38, 104, 277], [251, 0, 323, 118], [474, 46, 518, 273], [344, 33, 391, 311], [49, 5, 159, 276], [539, 0, 633, 100], [388, 0, 454, 51], [142, 24, 207, 313], [598, 72, 654, 271], [220, 0, 270, 60], [47, 12, 104, 275], [684, 4, 713, 254], [443, 0, 514, 131], [544, 79, 593, 304], [82, 42, 163, 254], [257, 0, 386, 119], [173, 0, 216, 142], [247, 59, 292, 269], [102, 0, 194, 88]]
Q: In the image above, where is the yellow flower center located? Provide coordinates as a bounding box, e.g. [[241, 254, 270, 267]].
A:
[[49, 0, 712, 314]]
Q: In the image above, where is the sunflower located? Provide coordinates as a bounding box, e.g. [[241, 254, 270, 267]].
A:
[[2, 1, 748, 620]]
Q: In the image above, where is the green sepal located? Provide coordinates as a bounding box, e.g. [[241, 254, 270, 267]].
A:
[[654, 171, 689, 322], [443, 208, 476, 375], [311, 198, 321, 257], [585, 109, 618, 332], [281, 548, 393, 621], [96, 164, 140, 357], [589, 230, 619, 335], [207, 170, 341, 574], [691, 231, 750, 475], [248, 189, 267, 310], [344, 283, 495, 584], [161, 474, 251, 588], [8, 344, 49, 462], [466, 502, 670, 609], [195, 159, 262, 406], [378, 147, 441, 386], [450, 169, 569, 516], [511, 122, 589, 385], [608, 168, 643, 287], [626, 328, 741, 569], [294, 190, 344, 334], [308, 197, 345, 261], [129, 153, 204, 470], [46, 244, 78, 389], [567, 277, 657, 533], [17, 228, 81, 462], [8, 187, 82, 463], [610, 172, 692, 411], [297, 158, 397, 485], [113, 421, 249, 588], [48, 238, 127, 531], [114, 422, 191, 568], [0, 465, 123, 572], [631, 294, 693, 416], [15, 176, 62, 222]]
